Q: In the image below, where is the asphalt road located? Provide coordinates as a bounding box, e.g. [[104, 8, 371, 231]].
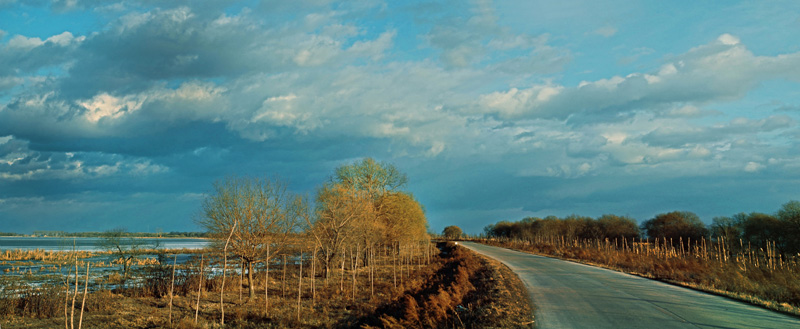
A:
[[459, 241, 800, 329]]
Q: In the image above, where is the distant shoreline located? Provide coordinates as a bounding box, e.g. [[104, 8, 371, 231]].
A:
[[0, 236, 210, 240]]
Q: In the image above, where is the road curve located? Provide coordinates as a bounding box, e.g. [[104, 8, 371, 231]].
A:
[[459, 241, 800, 329]]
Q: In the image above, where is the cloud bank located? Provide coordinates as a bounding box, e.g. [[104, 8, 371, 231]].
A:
[[1, 0, 800, 234]]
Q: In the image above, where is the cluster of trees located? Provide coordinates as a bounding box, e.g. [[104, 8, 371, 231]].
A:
[[484, 214, 639, 242], [310, 158, 428, 278], [709, 201, 800, 254], [197, 158, 429, 298], [482, 201, 800, 255], [640, 211, 707, 243]]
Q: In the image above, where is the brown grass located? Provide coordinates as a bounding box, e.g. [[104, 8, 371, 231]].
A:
[[360, 242, 533, 329], [1, 243, 533, 328], [477, 237, 800, 316]]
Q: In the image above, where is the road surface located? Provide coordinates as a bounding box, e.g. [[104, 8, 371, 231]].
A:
[[460, 241, 800, 329]]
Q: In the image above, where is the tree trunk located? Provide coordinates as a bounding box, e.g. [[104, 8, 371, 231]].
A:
[[248, 261, 255, 299], [265, 250, 270, 317]]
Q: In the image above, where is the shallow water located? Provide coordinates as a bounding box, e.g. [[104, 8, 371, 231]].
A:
[[0, 237, 209, 252]]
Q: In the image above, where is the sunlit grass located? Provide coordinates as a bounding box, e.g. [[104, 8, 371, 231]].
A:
[[476, 236, 800, 315]]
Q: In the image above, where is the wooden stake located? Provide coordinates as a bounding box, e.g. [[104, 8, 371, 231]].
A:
[[71, 246, 78, 329], [221, 220, 237, 326], [282, 254, 287, 298], [64, 269, 70, 329], [239, 259, 243, 303], [78, 262, 89, 329], [169, 254, 177, 325], [265, 244, 269, 317], [196, 254, 203, 324], [311, 247, 316, 306], [297, 251, 303, 322]]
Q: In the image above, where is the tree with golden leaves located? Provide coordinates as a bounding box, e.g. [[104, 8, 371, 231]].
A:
[[378, 191, 428, 245], [308, 182, 374, 278], [309, 158, 429, 275]]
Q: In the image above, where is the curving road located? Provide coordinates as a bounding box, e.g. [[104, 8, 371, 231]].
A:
[[460, 241, 800, 329]]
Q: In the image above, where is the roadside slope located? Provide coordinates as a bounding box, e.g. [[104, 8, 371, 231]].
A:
[[460, 241, 800, 329]]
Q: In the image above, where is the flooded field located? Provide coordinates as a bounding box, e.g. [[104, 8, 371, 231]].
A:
[[0, 237, 211, 296], [0, 237, 208, 252]]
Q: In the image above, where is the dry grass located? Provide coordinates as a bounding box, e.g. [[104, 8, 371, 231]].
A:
[[360, 242, 533, 329], [477, 237, 800, 316], [1, 249, 104, 262], [1, 243, 533, 328]]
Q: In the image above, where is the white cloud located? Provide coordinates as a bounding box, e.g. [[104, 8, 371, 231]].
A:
[[46, 31, 83, 46], [744, 161, 764, 172], [347, 30, 395, 60], [593, 26, 617, 37], [79, 93, 144, 123], [7, 35, 44, 49], [717, 33, 741, 45], [477, 34, 800, 120], [0, 75, 23, 91], [426, 141, 446, 157], [130, 161, 169, 175]]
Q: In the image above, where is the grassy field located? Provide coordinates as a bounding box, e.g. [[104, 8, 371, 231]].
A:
[[0, 242, 532, 328]]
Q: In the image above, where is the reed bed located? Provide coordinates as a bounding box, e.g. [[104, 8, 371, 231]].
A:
[[0, 249, 105, 262]]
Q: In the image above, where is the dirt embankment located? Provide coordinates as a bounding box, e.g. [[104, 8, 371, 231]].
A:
[[360, 242, 533, 328]]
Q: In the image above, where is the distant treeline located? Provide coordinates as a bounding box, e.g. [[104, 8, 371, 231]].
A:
[[0, 232, 23, 237], [483, 200, 800, 255], [29, 231, 210, 238]]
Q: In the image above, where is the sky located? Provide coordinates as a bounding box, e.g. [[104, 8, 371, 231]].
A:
[[1, 0, 800, 235]]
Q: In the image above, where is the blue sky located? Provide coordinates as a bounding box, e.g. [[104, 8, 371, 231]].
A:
[[2, 0, 800, 234]]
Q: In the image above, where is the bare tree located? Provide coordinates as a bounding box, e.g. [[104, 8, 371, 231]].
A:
[[197, 176, 305, 299], [98, 228, 151, 282]]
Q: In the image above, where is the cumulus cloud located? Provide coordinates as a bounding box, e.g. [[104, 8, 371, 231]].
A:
[[0, 31, 83, 76], [477, 34, 800, 120]]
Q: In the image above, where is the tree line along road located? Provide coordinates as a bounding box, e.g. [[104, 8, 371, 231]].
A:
[[460, 241, 800, 329]]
